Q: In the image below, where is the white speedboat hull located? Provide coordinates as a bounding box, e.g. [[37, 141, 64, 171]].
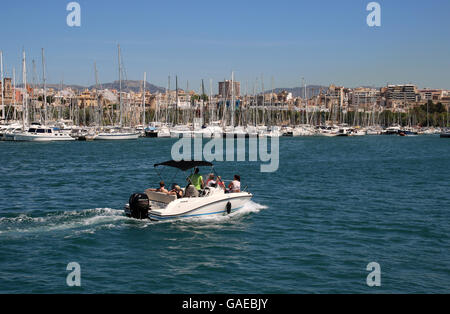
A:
[[148, 192, 253, 221]]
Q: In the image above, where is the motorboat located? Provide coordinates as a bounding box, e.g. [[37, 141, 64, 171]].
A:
[[1, 125, 23, 141], [13, 126, 75, 141], [317, 125, 340, 137], [398, 129, 418, 137], [144, 126, 158, 138], [383, 125, 401, 135], [95, 127, 140, 140], [349, 128, 366, 136], [440, 129, 450, 138], [144, 122, 171, 138], [124, 160, 253, 221]]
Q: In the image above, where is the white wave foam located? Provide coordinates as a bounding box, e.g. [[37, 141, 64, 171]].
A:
[[0, 208, 126, 235], [0, 201, 267, 235], [158, 200, 267, 226]]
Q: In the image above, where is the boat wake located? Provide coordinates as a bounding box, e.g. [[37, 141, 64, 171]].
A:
[[0, 208, 127, 237], [0, 201, 267, 237]]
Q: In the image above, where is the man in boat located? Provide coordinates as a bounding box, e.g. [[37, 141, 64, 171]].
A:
[[147, 181, 170, 194], [187, 167, 204, 191]]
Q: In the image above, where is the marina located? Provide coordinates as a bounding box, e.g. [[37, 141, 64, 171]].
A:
[[1, 46, 449, 142]]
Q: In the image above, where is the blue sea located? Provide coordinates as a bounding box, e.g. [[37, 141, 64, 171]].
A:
[[0, 136, 449, 293]]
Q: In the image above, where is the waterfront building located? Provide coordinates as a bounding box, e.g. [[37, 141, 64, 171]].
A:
[[0, 77, 13, 105], [419, 89, 443, 103], [218, 80, 240, 98], [385, 84, 419, 106], [351, 87, 379, 108]]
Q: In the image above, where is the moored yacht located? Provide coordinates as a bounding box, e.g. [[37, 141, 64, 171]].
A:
[[14, 126, 75, 141], [95, 127, 140, 140]]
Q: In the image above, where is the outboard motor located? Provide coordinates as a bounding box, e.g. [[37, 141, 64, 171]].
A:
[[128, 193, 150, 219]]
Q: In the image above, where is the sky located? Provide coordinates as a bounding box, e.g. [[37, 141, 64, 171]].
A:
[[1, 0, 450, 92]]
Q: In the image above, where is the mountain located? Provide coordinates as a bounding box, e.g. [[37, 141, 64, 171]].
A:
[[18, 80, 166, 93], [92, 80, 166, 93]]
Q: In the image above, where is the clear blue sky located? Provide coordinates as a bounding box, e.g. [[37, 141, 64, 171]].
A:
[[1, 0, 450, 91]]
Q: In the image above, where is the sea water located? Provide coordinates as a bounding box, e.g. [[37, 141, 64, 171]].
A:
[[0, 136, 449, 293]]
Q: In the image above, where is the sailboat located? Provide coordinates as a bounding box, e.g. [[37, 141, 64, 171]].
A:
[[96, 45, 139, 140], [13, 49, 74, 142]]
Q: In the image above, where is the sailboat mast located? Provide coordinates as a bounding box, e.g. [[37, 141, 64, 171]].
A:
[[209, 78, 213, 122], [13, 67, 16, 121], [175, 75, 178, 126], [41, 48, 47, 124], [118, 44, 122, 127], [231, 71, 235, 127], [143, 72, 146, 126], [1, 50, 4, 121], [94, 62, 101, 126], [22, 50, 28, 129], [261, 74, 265, 126], [201, 79, 205, 126]]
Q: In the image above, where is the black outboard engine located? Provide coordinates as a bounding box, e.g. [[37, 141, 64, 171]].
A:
[[127, 193, 150, 219]]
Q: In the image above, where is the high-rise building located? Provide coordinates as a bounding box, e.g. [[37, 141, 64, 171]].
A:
[[386, 84, 418, 104], [218, 80, 240, 98], [352, 87, 379, 107]]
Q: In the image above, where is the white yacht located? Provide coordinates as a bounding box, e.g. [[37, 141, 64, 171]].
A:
[[317, 125, 340, 137], [2, 126, 23, 141], [124, 160, 253, 221], [14, 126, 75, 142], [95, 127, 140, 140]]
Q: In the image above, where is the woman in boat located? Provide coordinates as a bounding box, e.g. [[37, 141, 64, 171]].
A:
[[228, 175, 241, 193]]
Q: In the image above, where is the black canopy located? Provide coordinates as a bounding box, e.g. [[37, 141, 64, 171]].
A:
[[154, 160, 213, 172]]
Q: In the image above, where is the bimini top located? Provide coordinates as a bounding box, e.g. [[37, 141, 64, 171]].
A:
[[154, 160, 213, 171]]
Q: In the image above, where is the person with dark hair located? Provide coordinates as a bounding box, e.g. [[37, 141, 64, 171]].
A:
[[148, 181, 170, 194], [228, 175, 241, 193]]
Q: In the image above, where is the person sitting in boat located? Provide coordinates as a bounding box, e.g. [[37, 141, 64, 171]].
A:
[[206, 173, 217, 188], [169, 184, 183, 199], [187, 167, 204, 191], [228, 175, 241, 193], [184, 183, 199, 198], [148, 181, 170, 194]]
